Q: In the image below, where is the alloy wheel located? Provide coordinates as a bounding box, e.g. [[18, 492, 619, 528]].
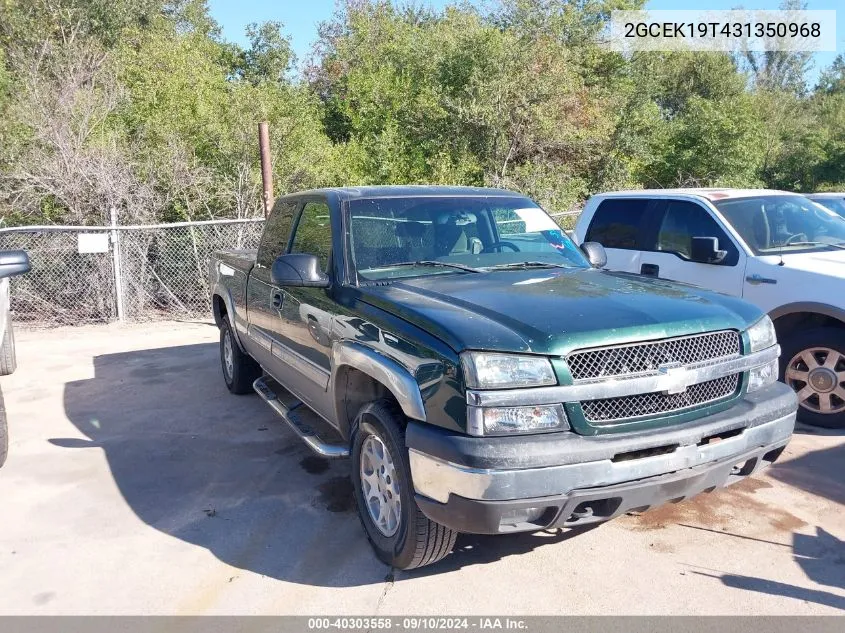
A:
[[359, 434, 402, 537], [785, 347, 845, 415]]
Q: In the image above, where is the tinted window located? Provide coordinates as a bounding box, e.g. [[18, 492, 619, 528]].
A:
[[290, 201, 332, 270], [657, 200, 737, 264], [256, 200, 298, 268], [585, 199, 648, 249]]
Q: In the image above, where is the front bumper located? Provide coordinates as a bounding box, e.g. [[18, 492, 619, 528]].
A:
[[407, 381, 797, 534]]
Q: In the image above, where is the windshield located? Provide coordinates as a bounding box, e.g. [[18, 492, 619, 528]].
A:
[[713, 195, 845, 255], [349, 196, 589, 280], [811, 196, 845, 219]]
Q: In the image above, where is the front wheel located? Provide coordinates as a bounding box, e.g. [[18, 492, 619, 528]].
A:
[[780, 327, 845, 429], [351, 400, 457, 570]]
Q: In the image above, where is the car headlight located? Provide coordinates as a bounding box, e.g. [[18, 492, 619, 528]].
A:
[[748, 358, 779, 393], [468, 405, 569, 436], [746, 315, 777, 352], [461, 352, 557, 389]]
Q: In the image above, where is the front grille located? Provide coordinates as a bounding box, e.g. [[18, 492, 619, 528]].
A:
[[567, 330, 740, 380], [581, 374, 740, 424]]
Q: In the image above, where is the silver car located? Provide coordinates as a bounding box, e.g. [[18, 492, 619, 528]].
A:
[[0, 250, 31, 467]]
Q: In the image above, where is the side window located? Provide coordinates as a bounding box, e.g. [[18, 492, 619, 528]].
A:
[[290, 200, 332, 270], [256, 200, 298, 268], [657, 200, 737, 264], [585, 199, 649, 249]]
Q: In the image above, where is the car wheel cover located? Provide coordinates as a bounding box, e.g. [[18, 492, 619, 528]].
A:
[[359, 433, 402, 537], [785, 346, 845, 415], [223, 329, 234, 381]]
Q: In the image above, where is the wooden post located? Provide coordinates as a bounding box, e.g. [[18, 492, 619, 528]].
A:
[[259, 121, 273, 218]]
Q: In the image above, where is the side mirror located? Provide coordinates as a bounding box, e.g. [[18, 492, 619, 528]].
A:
[[271, 253, 329, 288], [0, 250, 31, 279], [581, 241, 607, 268], [690, 237, 727, 264]]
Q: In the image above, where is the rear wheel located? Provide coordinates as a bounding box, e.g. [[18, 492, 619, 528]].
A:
[[351, 399, 457, 570], [780, 327, 845, 429], [220, 319, 260, 395], [0, 314, 17, 376]]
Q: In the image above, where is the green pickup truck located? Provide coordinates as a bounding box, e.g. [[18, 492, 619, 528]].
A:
[[210, 186, 797, 569]]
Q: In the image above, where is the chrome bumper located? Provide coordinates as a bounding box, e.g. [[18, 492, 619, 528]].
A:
[[409, 411, 795, 504]]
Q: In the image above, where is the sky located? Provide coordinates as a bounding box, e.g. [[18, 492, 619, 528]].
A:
[[207, 0, 843, 86]]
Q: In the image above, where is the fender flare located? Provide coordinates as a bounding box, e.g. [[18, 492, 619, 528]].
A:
[[769, 302, 845, 326], [330, 341, 427, 424], [211, 285, 247, 352]]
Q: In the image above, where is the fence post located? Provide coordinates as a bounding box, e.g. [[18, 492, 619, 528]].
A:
[[110, 206, 125, 322]]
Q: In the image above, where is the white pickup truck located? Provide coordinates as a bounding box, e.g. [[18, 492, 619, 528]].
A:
[[573, 189, 845, 429], [0, 250, 31, 467]]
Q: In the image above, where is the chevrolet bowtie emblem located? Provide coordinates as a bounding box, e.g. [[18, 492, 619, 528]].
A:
[[658, 362, 691, 395]]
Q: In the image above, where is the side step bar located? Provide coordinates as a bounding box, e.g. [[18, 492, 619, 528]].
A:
[[253, 376, 349, 459]]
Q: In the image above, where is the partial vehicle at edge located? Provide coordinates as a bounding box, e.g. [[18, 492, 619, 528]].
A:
[[573, 188, 845, 429], [0, 249, 31, 468]]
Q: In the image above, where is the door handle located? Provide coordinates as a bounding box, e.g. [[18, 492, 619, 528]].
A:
[[272, 292, 283, 309], [745, 274, 777, 285], [641, 263, 659, 277]]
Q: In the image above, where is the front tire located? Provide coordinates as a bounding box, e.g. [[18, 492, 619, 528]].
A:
[[220, 319, 260, 394], [780, 327, 845, 429], [351, 400, 457, 570], [0, 314, 17, 376]]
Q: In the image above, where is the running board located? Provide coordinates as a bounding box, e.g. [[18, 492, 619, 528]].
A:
[[253, 376, 349, 459]]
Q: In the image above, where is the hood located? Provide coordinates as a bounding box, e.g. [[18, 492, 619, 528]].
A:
[[775, 248, 845, 275], [357, 268, 762, 355]]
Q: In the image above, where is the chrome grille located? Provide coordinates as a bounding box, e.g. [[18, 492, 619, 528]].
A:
[[581, 374, 740, 424], [567, 330, 740, 380]]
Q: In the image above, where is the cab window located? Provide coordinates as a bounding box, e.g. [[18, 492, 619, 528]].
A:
[[585, 199, 649, 249], [290, 200, 332, 270], [655, 200, 738, 265], [256, 200, 298, 268]]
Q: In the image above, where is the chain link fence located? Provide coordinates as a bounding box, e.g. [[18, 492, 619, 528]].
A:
[[0, 210, 579, 327], [0, 219, 264, 326]]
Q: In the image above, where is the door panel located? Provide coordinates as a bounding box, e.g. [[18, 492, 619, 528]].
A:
[[639, 199, 745, 297], [267, 199, 336, 422]]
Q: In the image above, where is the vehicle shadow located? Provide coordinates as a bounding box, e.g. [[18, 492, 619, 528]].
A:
[[767, 425, 845, 505], [692, 526, 845, 611], [57, 343, 591, 586]]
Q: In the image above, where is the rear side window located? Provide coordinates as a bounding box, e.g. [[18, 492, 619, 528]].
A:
[[256, 200, 298, 268], [656, 200, 738, 265], [585, 199, 649, 249]]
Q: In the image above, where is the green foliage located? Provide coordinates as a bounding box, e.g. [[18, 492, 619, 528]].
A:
[[0, 0, 842, 227]]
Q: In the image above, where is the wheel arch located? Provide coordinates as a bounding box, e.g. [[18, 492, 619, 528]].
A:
[[770, 302, 845, 339], [211, 286, 247, 352], [330, 341, 426, 441]]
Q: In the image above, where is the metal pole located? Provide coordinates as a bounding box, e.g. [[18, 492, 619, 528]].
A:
[[259, 121, 273, 218], [110, 206, 125, 322]]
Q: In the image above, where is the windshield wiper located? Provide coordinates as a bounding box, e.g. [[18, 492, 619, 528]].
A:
[[779, 241, 845, 250], [486, 261, 569, 270], [385, 260, 482, 273]]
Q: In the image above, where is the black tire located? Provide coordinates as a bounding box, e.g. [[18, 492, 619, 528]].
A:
[[0, 387, 8, 468], [220, 319, 260, 395], [779, 326, 845, 429], [0, 314, 17, 376], [350, 399, 457, 570]]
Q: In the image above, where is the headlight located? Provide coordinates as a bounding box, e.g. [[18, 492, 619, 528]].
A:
[[748, 358, 779, 392], [461, 352, 556, 389], [746, 315, 777, 352], [468, 405, 569, 436]]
